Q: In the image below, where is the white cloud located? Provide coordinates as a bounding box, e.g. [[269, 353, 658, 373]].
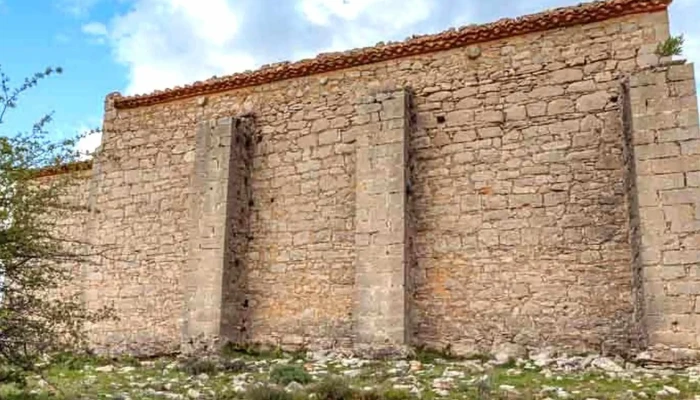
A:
[[59, 0, 101, 17], [86, 0, 700, 99], [82, 22, 108, 36], [76, 129, 102, 160], [101, 0, 256, 95]]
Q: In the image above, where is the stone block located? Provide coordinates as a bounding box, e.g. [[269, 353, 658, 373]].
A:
[[687, 171, 700, 187], [656, 127, 700, 143], [478, 126, 503, 138], [660, 188, 700, 205], [667, 64, 695, 82], [550, 68, 583, 84], [663, 250, 700, 265], [505, 105, 526, 121], [523, 102, 546, 118], [576, 91, 609, 112], [681, 139, 700, 155], [476, 110, 504, 123], [547, 99, 574, 115], [446, 110, 475, 126], [667, 282, 700, 296], [637, 173, 685, 192], [635, 142, 680, 160]]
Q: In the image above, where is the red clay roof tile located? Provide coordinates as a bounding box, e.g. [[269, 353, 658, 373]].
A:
[[112, 0, 673, 109]]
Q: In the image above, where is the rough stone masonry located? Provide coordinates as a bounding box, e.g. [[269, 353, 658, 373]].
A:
[[51, 0, 700, 360]]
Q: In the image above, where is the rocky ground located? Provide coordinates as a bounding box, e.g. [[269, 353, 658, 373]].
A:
[[2, 348, 700, 400]]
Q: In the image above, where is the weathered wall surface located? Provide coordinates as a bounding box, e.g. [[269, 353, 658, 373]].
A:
[[75, 9, 692, 356], [404, 10, 670, 356], [624, 62, 700, 350], [42, 169, 94, 304], [354, 89, 411, 348]]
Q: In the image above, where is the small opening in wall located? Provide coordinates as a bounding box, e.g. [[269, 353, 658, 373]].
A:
[[248, 199, 254, 207], [256, 135, 263, 144], [610, 95, 619, 103], [270, 197, 275, 203], [243, 299, 249, 308], [436, 115, 446, 124]]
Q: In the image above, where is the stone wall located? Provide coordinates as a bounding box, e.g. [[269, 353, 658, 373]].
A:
[[41, 169, 95, 305], [64, 7, 700, 357], [624, 62, 700, 350]]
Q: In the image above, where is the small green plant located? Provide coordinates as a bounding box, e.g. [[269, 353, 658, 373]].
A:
[[411, 345, 461, 363], [51, 351, 106, 370], [0, 364, 27, 387], [310, 376, 356, 400], [222, 342, 288, 360], [246, 385, 293, 400], [376, 388, 413, 400], [217, 389, 243, 400], [476, 374, 493, 400], [179, 358, 219, 375], [269, 364, 312, 385], [116, 354, 142, 367], [220, 358, 248, 373], [656, 34, 684, 57]]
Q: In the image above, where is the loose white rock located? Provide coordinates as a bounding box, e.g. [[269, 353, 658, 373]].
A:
[[662, 385, 680, 395], [343, 369, 362, 378], [499, 384, 516, 392], [286, 382, 304, 392], [591, 357, 623, 372], [409, 360, 423, 372]]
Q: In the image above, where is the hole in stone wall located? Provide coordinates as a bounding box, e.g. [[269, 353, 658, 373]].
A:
[[243, 299, 249, 308], [270, 197, 275, 203], [436, 115, 446, 124], [248, 199, 254, 207], [256, 135, 263, 144]]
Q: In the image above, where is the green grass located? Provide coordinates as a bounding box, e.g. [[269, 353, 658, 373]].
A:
[[1, 351, 698, 400]]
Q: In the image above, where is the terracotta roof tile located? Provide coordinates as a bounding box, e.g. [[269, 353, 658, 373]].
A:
[[112, 0, 672, 109], [33, 160, 93, 179]]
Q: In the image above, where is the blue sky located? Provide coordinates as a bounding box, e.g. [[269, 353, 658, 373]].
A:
[[0, 0, 698, 154]]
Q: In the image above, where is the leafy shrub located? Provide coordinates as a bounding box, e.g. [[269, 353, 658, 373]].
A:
[[310, 376, 356, 400], [269, 364, 311, 385], [656, 35, 684, 57], [246, 385, 293, 400], [0, 364, 27, 387]]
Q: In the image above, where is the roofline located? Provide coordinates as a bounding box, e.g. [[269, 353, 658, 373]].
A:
[[111, 0, 672, 110], [33, 160, 93, 179]]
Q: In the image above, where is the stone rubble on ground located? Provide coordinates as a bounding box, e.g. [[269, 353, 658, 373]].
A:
[[19, 350, 700, 398]]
